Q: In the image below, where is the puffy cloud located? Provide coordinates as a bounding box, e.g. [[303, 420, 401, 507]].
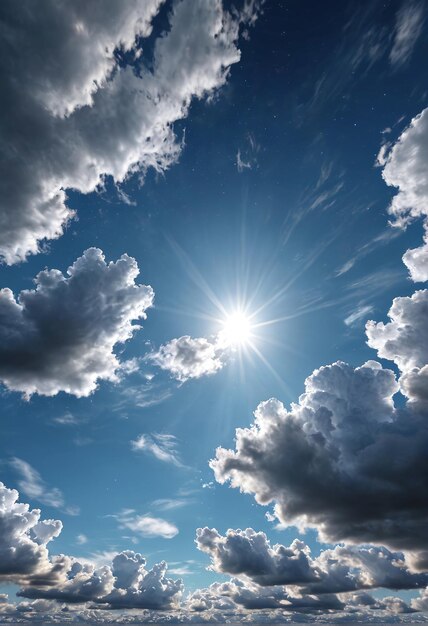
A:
[[196, 528, 317, 586], [366, 289, 428, 404], [366, 289, 427, 370], [19, 553, 183, 610], [403, 224, 428, 282], [0, 481, 62, 584], [0, 248, 154, 397], [150, 335, 225, 382], [131, 433, 182, 466], [211, 359, 428, 558], [0, 0, 259, 264], [0, 480, 182, 610], [381, 107, 428, 281], [196, 528, 428, 594]]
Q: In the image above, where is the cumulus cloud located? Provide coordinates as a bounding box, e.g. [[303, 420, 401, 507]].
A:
[[0, 0, 259, 264], [196, 527, 428, 594], [0, 481, 62, 584], [150, 335, 226, 382], [381, 107, 428, 282], [403, 225, 428, 282], [131, 433, 182, 466], [366, 289, 428, 405], [1, 480, 182, 610], [0, 248, 154, 397], [196, 528, 317, 586], [211, 359, 428, 559]]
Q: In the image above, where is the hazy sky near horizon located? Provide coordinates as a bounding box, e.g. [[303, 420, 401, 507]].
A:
[[1, 0, 428, 623]]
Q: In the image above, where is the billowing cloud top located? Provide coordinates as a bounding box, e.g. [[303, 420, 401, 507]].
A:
[[0, 0, 256, 264], [0, 248, 154, 397]]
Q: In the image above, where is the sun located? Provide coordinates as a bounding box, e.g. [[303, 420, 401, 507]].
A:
[[219, 311, 253, 347]]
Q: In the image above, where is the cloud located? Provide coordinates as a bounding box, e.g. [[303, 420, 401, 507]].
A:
[[236, 133, 260, 172], [381, 107, 428, 281], [366, 289, 428, 405], [117, 510, 179, 539], [403, 223, 428, 283], [0, 481, 62, 584], [0, 0, 259, 264], [344, 304, 374, 327], [0, 248, 154, 397], [196, 527, 428, 594], [211, 358, 428, 560], [131, 433, 182, 466], [150, 335, 226, 382], [196, 528, 317, 586], [9, 458, 65, 511], [1, 480, 183, 610], [0, 481, 423, 620], [390, 1, 425, 67]]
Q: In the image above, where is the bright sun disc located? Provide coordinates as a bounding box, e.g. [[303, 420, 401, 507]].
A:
[[220, 311, 252, 346]]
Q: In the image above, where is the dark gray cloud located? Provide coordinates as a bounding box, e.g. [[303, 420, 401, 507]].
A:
[[0, 248, 154, 397], [0, 0, 259, 264], [196, 528, 428, 594], [211, 359, 428, 559]]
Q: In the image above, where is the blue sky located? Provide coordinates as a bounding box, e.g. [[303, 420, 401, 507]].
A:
[[1, 0, 428, 623]]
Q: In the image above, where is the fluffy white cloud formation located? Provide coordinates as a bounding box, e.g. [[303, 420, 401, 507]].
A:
[[0, 248, 154, 397], [0, 480, 182, 610], [0, 482, 62, 584], [366, 289, 428, 404], [0, 0, 259, 264], [150, 335, 226, 382], [381, 107, 428, 282]]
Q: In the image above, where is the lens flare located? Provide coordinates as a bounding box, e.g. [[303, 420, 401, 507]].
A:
[[220, 311, 253, 347]]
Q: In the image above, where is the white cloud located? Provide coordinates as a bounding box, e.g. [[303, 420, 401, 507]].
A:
[[344, 304, 374, 327], [390, 1, 425, 67], [150, 335, 226, 382], [0, 481, 62, 584], [9, 458, 65, 510], [0, 248, 154, 397], [0, 0, 260, 264], [117, 511, 179, 539], [131, 433, 182, 466], [381, 107, 428, 282], [366, 289, 428, 405], [0, 480, 182, 610]]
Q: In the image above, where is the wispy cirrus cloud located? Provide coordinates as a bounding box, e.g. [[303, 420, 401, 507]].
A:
[[131, 433, 183, 467]]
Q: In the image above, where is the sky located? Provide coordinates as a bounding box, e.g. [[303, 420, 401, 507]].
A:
[[1, 0, 428, 623]]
